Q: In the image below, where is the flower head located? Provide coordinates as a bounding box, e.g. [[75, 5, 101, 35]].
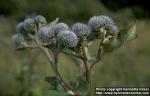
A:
[[35, 15, 47, 25], [88, 15, 119, 38], [71, 23, 91, 38], [37, 26, 55, 44], [53, 23, 69, 35], [88, 15, 114, 31], [106, 24, 119, 36], [16, 22, 24, 33], [11, 33, 25, 48], [23, 18, 35, 32], [57, 30, 78, 47]]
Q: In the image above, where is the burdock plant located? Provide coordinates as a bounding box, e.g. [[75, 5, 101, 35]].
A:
[[11, 15, 137, 96]]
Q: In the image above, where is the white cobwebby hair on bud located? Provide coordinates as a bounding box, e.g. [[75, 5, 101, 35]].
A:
[[37, 26, 55, 44], [23, 18, 35, 32], [16, 22, 24, 33], [71, 22, 91, 37], [53, 23, 69, 35], [35, 15, 47, 25], [57, 30, 78, 47], [88, 15, 114, 30], [88, 15, 119, 36], [11, 33, 24, 48], [106, 24, 119, 36]]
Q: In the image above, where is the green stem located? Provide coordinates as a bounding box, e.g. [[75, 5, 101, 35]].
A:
[[28, 28, 73, 93], [30, 33, 72, 91], [90, 37, 104, 70], [81, 42, 92, 96], [90, 46, 103, 69], [54, 52, 72, 91]]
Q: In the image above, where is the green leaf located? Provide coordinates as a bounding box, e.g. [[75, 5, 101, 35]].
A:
[[46, 90, 67, 96], [62, 48, 71, 53], [76, 77, 88, 92], [103, 38, 121, 52], [70, 81, 78, 89], [69, 78, 88, 96], [126, 24, 137, 41], [69, 75, 88, 93], [117, 24, 137, 43], [48, 18, 59, 26], [103, 24, 138, 52], [45, 76, 60, 90]]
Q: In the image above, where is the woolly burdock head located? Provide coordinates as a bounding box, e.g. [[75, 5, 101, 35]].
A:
[[23, 18, 35, 32], [35, 15, 47, 25], [53, 23, 69, 35], [88, 15, 119, 38], [37, 26, 55, 44], [88, 15, 114, 31], [71, 23, 91, 38], [11, 33, 25, 49], [106, 24, 119, 36], [57, 30, 78, 47], [16, 22, 24, 33]]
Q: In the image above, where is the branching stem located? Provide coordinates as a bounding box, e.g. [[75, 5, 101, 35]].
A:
[[81, 42, 92, 96], [90, 46, 103, 70], [36, 41, 72, 90], [90, 37, 104, 70], [28, 33, 72, 92]]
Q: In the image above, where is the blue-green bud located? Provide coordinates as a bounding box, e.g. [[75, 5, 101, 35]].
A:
[[88, 15, 115, 31], [35, 15, 47, 25], [53, 23, 69, 35], [71, 23, 91, 38], [23, 18, 35, 32], [106, 24, 119, 36], [11, 33, 25, 48], [16, 22, 24, 33], [37, 26, 55, 44], [88, 15, 119, 38], [57, 30, 78, 47]]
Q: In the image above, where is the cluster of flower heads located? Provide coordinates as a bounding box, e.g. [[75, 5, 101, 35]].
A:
[[12, 15, 47, 48], [12, 15, 119, 49]]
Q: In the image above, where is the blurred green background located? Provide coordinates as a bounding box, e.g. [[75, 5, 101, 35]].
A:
[[0, 0, 150, 96]]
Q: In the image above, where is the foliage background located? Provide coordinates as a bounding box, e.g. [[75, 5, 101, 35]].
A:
[[0, 0, 150, 95]]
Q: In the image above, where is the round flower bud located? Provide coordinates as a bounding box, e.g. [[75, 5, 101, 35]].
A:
[[106, 24, 119, 36], [37, 26, 55, 44], [16, 22, 24, 33], [57, 30, 78, 47], [23, 18, 35, 32], [71, 23, 91, 37], [53, 23, 69, 35], [35, 15, 47, 25], [11, 33, 24, 48], [88, 15, 114, 31]]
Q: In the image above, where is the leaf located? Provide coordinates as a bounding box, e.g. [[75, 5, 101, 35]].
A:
[[126, 24, 137, 41], [46, 90, 67, 96], [103, 37, 122, 52], [70, 81, 78, 89], [76, 77, 88, 92], [62, 49, 70, 54], [117, 24, 137, 43], [45, 76, 60, 90], [48, 18, 59, 26], [103, 24, 138, 52], [69, 75, 88, 94], [69, 78, 88, 96]]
